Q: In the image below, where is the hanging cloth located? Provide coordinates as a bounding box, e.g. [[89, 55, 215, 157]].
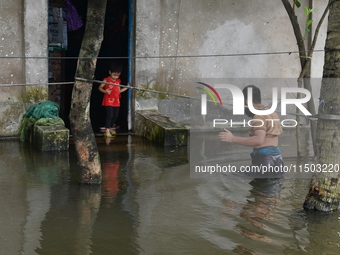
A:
[[65, 0, 83, 31]]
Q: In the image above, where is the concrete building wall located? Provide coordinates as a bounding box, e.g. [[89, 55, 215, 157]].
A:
[[134, 0, 328, 125], [0, 0, 48, 137]]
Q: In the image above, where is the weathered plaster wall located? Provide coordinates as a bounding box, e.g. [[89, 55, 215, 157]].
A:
[[0, 0, 48, 136], [135, 0, 328, 124], [0, 1, 25, 136], [23, 0, 49, 101]]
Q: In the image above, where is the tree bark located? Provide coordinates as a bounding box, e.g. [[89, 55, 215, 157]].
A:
[[69, 0, 107, 184], [303, 0, 340, 211]]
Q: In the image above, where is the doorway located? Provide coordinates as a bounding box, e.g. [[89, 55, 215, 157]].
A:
[[59, 0, 130, 133]]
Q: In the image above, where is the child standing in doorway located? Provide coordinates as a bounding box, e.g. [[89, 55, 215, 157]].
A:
[[98, 62, 129, 138]]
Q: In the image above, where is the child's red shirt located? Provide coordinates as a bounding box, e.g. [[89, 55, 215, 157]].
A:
[[101, 77, 121, 107]]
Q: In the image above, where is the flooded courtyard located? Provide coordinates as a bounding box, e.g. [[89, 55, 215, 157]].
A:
[[1, 128, 340, 255]]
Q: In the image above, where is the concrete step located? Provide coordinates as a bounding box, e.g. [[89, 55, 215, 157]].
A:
[[34, 125, 69, 151], [135, 110, 188, 147]]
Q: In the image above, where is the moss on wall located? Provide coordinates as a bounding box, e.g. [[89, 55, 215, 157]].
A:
[[0, 103, 24, 136], [136, 82, 171, 100], [21, 86, 48, 104]]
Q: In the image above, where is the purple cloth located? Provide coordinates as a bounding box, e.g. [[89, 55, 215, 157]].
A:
[[65, 0, 83, 31]]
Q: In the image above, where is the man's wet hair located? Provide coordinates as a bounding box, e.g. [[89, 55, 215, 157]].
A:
[[109, 62, 122, 73], [242, 85, 261, 104]]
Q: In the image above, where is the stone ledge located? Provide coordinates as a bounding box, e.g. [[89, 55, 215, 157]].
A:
[[34, 125, 69, 151], [135, 110, 188, 147]]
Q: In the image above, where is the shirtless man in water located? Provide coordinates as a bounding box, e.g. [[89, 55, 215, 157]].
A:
[[218, 85, 283, 167]]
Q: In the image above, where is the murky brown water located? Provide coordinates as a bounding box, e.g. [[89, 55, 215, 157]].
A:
[[1, 129, 340, 255]]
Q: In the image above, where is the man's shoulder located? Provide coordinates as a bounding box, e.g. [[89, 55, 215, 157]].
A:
[[253, 111, 280, 120]]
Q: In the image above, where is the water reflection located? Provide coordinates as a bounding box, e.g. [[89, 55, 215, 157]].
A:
[[20, 142, 70, 255], [0, 130, 339, 255], [234, 179, 283, 253], [22, 185, 51, 255], [102, 161, 120, 202]]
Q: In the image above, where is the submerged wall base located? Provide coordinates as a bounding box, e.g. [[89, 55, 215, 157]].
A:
[[135, 110, 188, 147]]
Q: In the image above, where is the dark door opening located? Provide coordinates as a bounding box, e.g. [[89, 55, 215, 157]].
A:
[[60, 0, 130, 133]]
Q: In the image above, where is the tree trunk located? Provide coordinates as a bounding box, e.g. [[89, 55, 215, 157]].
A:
[[281, 0, 316, 154], [69, 0, 107, 184], [303, 0, 340, 211]]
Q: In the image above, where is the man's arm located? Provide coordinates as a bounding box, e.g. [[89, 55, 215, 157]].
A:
[[218, 129, 266, 147]]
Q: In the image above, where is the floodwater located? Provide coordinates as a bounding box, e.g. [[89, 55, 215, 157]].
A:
[[1, 128, 340, 255]]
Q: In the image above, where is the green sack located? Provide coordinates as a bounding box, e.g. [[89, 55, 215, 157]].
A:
[[19, 100, 63, 142]]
